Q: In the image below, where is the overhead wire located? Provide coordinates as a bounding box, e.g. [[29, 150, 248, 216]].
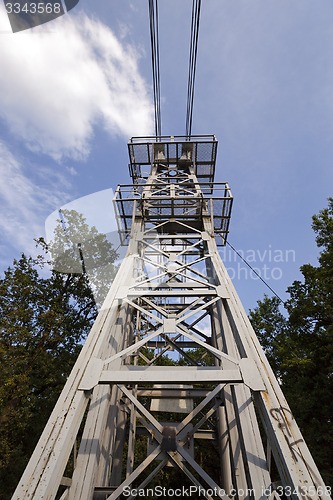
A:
[[146, 4, 285, 306], [148, 0, 201, 138], [148, 0, 161, 137], [185, 0, 201, 138], [146, 2, 285, 312], [226, 240, 286, 305]]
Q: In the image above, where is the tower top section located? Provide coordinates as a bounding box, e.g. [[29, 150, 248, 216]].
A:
[[114, 134, 233, 247], [128, 135, 217, 185]]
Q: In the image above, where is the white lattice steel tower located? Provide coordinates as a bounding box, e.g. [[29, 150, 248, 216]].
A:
[[13, 136, 330, 500]]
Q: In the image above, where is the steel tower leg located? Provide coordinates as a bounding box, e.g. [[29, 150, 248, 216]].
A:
[[12, 136, 330, 500]]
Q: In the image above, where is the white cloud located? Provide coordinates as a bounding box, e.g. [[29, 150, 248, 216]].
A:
[[0, 141, 73, 258], [0, 7, 153, 160]]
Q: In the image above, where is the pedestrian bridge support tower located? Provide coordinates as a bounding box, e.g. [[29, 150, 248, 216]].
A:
[[13, 136, 330, 500]]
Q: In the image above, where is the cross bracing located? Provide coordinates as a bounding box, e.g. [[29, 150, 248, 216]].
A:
[[13, 136, 330, 500]]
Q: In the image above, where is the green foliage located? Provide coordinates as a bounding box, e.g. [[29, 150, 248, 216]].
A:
[[37, 209, 119, 308], [0, 255, 97, 498], [248, 295, 287, 375], [0, 211, 118, 499], [249, 198, 333, 487]]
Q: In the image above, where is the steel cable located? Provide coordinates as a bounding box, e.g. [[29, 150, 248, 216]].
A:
[[226, 240, 285, 305], [186, 0, 201, 138], [148, 0, 161, 137]]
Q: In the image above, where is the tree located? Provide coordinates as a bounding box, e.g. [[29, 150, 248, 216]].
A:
[[38, 209, 119, 308], [0, 211, 118, 499], [247, 295, 287, 376], [249, 198, 333, 487]]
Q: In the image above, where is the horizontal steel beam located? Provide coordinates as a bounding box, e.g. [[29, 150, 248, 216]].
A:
[[79, 358, 265, 391], [127, 289, 217, 297], [146, 341, 205, 349], [99, 366, 242, 384], [136, 388, 210, 398]]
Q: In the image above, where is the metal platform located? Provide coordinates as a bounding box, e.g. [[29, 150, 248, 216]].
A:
[[115, 136, 233, 246], [128, 135, 217, 184]]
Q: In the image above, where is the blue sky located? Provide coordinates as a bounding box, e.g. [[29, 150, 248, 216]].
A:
[[0, 0, 333, 311]]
